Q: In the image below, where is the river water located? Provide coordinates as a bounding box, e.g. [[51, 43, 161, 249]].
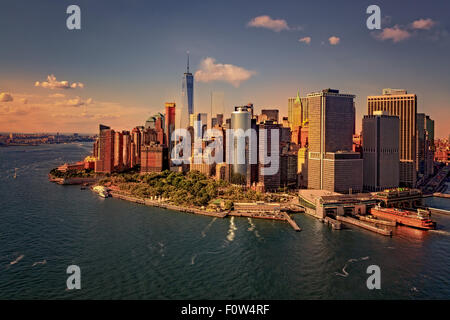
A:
[[0, 143, 449, 299]]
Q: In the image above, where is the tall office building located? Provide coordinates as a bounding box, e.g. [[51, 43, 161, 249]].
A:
[[288, 90, 302, 129], [258, 121, 281, 191], [417, 113, 435, 179], [362, 111, 400, 191], [165, 102, 176, 151], [367, 89, 417, 187], [114, 131, 124, 171], [95, 124, 115, 173], [307, 89, 363, 193], [182, 52, 194, 118], [230, 106, 252, 184]]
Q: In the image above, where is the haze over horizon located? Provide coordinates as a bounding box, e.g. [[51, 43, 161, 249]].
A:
[[1, 0, 449, 137]]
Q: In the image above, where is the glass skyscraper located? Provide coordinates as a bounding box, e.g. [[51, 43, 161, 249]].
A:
[[182, 53, 194, 118]]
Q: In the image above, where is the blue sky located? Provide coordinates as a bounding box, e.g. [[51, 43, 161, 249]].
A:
[[0, 0, 449, 136]]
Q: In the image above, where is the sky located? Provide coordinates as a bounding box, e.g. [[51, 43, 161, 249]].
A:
[[0, 0, 449, 137]]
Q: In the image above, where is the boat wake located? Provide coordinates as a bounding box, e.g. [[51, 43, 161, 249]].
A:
[[201, 218, 217, 238], [247, 218, 255, 231], [10, 254, 24, 265], [428, 229, 450, 236], [226, 217, 237, 242], [32, 260, 47, 267], [335, 256, 370, 277]]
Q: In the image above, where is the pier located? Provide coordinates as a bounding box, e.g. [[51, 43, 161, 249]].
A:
[[428, 207, 450, 216], [336, 216, 392, 236]]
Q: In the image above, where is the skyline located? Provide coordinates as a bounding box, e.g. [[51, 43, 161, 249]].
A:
[[0, 0, 449, 137]]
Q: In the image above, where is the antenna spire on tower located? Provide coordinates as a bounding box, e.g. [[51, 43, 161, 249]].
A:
[[186, 50, 190, 73]]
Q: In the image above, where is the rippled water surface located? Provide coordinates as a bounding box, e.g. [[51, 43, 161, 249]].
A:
[[0, 143, 449, 299]]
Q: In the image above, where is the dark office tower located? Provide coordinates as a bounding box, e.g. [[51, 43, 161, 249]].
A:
[[216, 114, 224, 126], [211, 117, 218, 128], [95, 124, 115, 173], [307, 89, 363, 193], [114, 131, 124, 171], [182, 52, 194, 117], [417, 113, 435, 179], [367, 89, 417, 187], [261, 109, 279, 123], [258, 121, 281, 191], [362, 111, 400, 192]]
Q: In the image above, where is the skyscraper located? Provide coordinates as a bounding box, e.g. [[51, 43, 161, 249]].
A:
[[182, 52, 194, 117], [307, 89, 363, 193], [362, 111, 400, 192], [288, 90, 302, 129], [165, 102, 176, 151], [95, 124, 115, 173], [230, 106, 252, 184], [367, 89, 417, 187]]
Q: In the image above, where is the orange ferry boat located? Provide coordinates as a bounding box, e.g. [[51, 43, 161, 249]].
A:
[[370, 206, 436, 230]]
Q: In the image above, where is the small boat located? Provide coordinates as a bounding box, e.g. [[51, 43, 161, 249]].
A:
[[13, 168, 17, 179]]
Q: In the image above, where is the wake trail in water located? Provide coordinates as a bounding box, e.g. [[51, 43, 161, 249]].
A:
[[335, 256, 370, 277], [226, 217, 237, 242], [10, 254, 24, 265], [429, 229, 450, 236], [32, 259, 47, 267], [247, 218, 255, 231], [201, 218, 217, 238]]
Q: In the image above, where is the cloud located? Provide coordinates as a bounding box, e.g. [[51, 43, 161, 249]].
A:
[[328, 36, 340, 45], [411, 18, 436, 30], [194, 57, 256, 87], [0, 92, 13, 102], [247, 15, 289, 32], [299, 37, 311, 44], [63, 97, 93, 107], [49, 93, 66, 98], [376, 25, 411, 43], [35, 74, 84, 90]]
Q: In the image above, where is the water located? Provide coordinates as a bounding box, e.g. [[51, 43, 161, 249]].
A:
[[0, 143, 449, 299]]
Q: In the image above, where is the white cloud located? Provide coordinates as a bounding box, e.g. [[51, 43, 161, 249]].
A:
[[299, 37, 311, 44], [194, 57, 255, 87], [247, 15, 289, 32], [328, 36, 340, 45], [411, 18, 436, 30], [35, 74, 84, 90], [376, 25, 411, 43], [62, 97, 93, 107], [0, 92, 13, 102]]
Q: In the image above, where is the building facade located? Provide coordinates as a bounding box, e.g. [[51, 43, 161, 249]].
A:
[[367, 89, 417, 187], [362, 111, 400, 192]]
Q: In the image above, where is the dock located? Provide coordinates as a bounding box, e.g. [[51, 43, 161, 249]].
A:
[[283, 213, 302, 232], [336, 216, 392, 236], [357, 215, 396, 226], [323, 216, 342, 230], [428, 207, 450, 216], [432, 193, 450, 199]]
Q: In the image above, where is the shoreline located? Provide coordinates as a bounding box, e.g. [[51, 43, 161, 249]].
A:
[[107, 190, 302, 231]]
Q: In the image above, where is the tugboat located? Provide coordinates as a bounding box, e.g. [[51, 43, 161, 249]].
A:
[[370, 205, 436, 230]]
